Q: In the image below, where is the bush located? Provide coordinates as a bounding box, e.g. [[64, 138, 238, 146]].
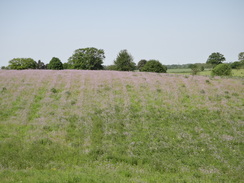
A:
[[212, 64, 232, 76], [230, 61, 242, 69], [141, 60, 167, 73], [189, 64, 200, 75]]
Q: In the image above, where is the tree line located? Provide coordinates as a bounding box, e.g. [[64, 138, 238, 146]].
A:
[[1, 48, 244, 75], [1, 47, 167, 73]]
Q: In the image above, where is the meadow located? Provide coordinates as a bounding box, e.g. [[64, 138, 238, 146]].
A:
[[0, 70, 243, 182], [167, 68, 244, 77]]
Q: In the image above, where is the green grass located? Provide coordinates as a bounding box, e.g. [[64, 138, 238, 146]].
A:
[[168, 68, 244, 77], [0, 70, 243, 182]]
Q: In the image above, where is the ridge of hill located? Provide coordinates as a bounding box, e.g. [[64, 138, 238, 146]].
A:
[[0, 70, 243, 182]]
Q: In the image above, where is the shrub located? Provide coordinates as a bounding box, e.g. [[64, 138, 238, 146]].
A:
[[212, 64, 232, 76], [230, 61, 242, 69], [189, 64, 200, 75], [141, 60, 167, 73]]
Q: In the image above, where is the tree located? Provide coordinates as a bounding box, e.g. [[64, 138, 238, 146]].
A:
[[63, 63, 72, 69], [206, 52, 226, 66], [141, 60, 167, 73], [238, 52, 244, 61], [1, 66, 8, 70], [189, 64, 200, 75], [8, 58, 37, 70], [212, 64, 232, 76], [105, 65, 117, 70], [114, 50, 136, 71], [137, 59, 147, 71], [47, 57, 63, 70], [36, 60, 46, 69], [230, 61, 241, 69], [68, 47, 105, 70]]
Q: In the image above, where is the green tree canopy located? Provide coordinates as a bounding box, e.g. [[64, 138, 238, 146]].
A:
[[105, 65, 117, 71], [63, 63, 72, 69], [114, 50, 136, 71], [8, 58, 37, 70], [36, 60, 46, 69], [238, 52, 244, 61], [212, 64, 232, 76], [48, 57, 63, 70], [206, 52, 226, 66], [68, 47, 105, 70], [141, 60, 167, 73], [137, 59, 147, 71]]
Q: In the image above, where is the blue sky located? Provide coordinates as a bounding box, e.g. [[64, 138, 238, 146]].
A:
[[0, 0, 243, 67]]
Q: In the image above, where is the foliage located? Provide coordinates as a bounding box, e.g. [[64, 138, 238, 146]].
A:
[[1, 66, 9, 70], [206, 52, 226, 66], [36, 60, 46, 69], [47, 57, 63, 70], [68, 47, 105, 70], [230, 61, 242, 69], [166, 63, 211, 70], [141, 60, 167, 73], [114, 50, 136, 71], [105, 65, 118, 70], [212, 63, 232, 76], [238, 52, 244, 61], [189, 64, 200, 75], [137, 59, 147, 71], [8, 58, 37, 70], [63, 63, 72, 69]]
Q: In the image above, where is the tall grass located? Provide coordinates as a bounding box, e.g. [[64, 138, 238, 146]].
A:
[[0, 70, 243, 182]]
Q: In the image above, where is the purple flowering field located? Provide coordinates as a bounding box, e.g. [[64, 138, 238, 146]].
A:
[[0, 70, 243, 182]]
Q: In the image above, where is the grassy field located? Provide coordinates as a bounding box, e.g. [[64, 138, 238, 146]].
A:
[[0, 70, 243, 182], [167, 68, 244, 77]]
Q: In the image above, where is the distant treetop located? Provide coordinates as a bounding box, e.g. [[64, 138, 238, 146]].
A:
[[114, 50, 136, 71], [206, 52, 226, 66], [48, 57, 63, 70], [141, 60, 167, 73], [68, 47, 105, 70], [8, 58, 37, 70]]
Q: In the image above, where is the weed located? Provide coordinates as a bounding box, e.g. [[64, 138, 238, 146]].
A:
[[205, 80, 210, 84], [51, 88, 58, 93], [200, 89, 205, 94], [65, 91, 71, 96], [0, 70, 243, 182], [71, 99, 77, 105], [232, 93, 239, 97], [1, 87, 7, 93]]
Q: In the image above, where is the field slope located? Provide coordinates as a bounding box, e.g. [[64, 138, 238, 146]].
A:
[[0, 70, 243, 182]]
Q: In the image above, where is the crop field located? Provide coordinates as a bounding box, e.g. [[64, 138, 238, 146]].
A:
[[0, 70, 243, 182]]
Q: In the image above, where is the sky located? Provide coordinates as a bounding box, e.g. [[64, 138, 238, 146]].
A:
[[0, 0, 243, 67]]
